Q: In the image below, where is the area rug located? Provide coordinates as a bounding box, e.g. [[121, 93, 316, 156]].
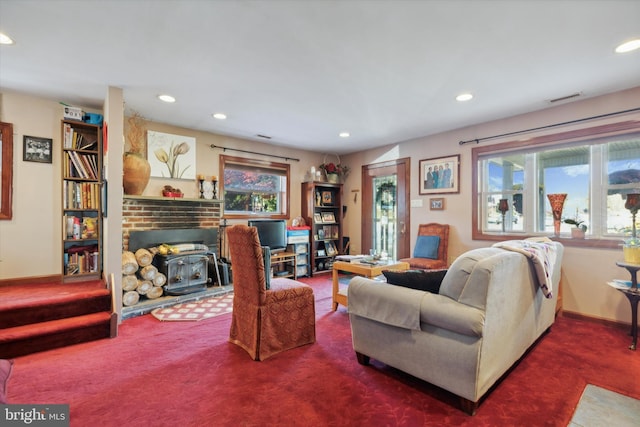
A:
[[151, 293, 233, 321], [569, 384, 640, 427]]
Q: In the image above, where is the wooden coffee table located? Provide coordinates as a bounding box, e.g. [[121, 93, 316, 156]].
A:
[[332, 259, 410, 311]]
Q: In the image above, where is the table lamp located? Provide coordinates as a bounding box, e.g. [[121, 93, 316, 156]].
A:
[[498, 199, 509, 232], [625, 193, 640, 238]]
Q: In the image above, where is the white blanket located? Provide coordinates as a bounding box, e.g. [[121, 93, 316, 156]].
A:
[[492, 238, 557, 299]]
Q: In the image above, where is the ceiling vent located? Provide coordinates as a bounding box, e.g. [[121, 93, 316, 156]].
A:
[[548, 92, 583, 104], [256, 134, 272, 140]]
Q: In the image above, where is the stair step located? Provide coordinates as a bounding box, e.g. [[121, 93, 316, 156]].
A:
[[0, 312, 113, 358], [0, 289, 111, 329]]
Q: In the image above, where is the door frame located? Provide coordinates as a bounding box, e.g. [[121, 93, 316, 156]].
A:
[[361, 157, 411, 259]]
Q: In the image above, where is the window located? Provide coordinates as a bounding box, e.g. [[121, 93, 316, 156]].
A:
[[473, 122, 640, 247], [219, 155, 290, 219]]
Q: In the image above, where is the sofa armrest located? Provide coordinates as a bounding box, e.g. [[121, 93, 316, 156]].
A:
[[348, 276, 424, 330], [420, 293, 485, 337]]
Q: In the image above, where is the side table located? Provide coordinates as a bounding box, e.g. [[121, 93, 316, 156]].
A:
[[613, 261, 640, 351]]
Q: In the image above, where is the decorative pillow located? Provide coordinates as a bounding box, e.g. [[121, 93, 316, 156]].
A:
[[413, 235, 440, 259], [262, 246, 271, 290], [383, 269, 447, 293], [0, 359, 13, 404]]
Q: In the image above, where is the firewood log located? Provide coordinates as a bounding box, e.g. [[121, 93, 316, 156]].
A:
[[139, 264, 158, 280], [122, 251, 138, 275], [122, 274, 138, 291], [136, 280, 153, 295], [122, 290, 140, 306], [152, 272, 167, 287], [145, 286, 164, 299], [134, 248, 153, 267]]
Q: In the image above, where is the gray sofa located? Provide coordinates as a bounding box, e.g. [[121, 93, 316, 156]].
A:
[[348, 241, 563, 415]]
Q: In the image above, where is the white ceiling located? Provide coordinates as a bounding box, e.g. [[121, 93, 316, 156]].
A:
[[1, 0, 639, 155]]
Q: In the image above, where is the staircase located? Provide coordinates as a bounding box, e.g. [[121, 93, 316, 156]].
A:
[[0, 278, 117, 358]]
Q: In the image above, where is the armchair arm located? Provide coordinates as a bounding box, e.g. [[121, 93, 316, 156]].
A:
[[420, 293, 485, 337]]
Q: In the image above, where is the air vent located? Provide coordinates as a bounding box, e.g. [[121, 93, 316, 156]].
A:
[[256, 134, 272, 139], [548, 92, 582, 104]]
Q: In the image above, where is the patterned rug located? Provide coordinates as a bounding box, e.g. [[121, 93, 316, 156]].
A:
[[151, 293, 233, 321]]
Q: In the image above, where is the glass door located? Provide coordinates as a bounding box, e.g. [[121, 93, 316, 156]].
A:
[[362, 158, 410, 260]]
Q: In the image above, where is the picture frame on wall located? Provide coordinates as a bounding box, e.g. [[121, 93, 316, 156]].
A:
[[419, 154, 460, 195], [23, 135, 53, 163], [430, 198, 445, 210]]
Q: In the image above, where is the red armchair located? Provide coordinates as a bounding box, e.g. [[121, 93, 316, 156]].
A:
[[226, 224, 315, 360], [399, 223, 449, 270]]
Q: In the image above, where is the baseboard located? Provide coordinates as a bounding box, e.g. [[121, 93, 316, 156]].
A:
[[0, 274, 62, 287], [561, 309, 630, 331]]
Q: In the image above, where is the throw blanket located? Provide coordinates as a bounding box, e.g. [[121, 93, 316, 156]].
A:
[[492, 238, 557, 299]]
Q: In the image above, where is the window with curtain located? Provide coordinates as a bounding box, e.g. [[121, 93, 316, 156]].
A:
[[220, 155, 290, 219], [473, 123, 640, 246]]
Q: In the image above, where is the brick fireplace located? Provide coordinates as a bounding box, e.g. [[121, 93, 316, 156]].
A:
[[122, 196, 223, 251], [121, 196, 229, 319]]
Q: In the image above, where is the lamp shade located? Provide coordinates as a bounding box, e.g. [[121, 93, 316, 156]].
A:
[[625, 193, 640, 212], [498, 199, 509, 214]]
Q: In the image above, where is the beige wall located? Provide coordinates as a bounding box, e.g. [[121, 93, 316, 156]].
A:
[[2, 86, 639, 327], [341, 86, 640, 325]]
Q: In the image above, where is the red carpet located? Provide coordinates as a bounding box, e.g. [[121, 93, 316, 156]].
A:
[[6, 275, 640, 426]]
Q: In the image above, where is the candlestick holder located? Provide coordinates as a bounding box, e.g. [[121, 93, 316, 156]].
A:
[[198, 178, 205, 199], [212, 179, 218, 199]]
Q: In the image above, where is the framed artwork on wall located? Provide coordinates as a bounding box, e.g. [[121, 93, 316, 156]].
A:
[[430, 198, 445, 210], [419, 154, 460, 195], [23, 135, 52, 163]]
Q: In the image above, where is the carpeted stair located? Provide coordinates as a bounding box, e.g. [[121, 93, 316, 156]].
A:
[[0, 280, 117, 358]]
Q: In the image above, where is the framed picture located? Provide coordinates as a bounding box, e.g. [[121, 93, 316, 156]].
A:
[[326, 241, 337, 256], [317, 228, 325, 239], [317, 249, 326, 257], [314, 213, 322, 223], [430, 198, 445, 210], [419, 154, 460, 195], [321, 212, 335, 223], [23, 135, 53, 163], [322, 191, 333, 205]]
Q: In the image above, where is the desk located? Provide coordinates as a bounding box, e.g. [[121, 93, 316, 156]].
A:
[[613, 262, 640, 351], [332, 260, 409, 311]]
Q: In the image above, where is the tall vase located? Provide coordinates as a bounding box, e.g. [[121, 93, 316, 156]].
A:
[[123, 152, 151, 195], [547, 193, 567, 237]]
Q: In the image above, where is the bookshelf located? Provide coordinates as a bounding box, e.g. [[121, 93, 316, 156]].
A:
[[61, 120, 103, 281], [301, 182, 343, 276]]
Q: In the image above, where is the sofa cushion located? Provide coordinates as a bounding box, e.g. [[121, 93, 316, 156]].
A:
[[0, 359, 13, 404], [413, 235, 440, 259], [383, 269, 447, 293]]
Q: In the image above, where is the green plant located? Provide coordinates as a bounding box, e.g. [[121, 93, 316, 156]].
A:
[[563, 218, 587, 232]]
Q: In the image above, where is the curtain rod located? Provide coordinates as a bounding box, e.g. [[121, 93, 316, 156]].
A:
[[210, 144, 300, 162], [458, 107, 640, 145]]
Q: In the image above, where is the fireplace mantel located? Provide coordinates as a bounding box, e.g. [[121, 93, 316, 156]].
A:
[[123, 195, 223, 204]]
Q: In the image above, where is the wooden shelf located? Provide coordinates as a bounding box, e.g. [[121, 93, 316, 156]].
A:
[[124, 195, 223, 203]]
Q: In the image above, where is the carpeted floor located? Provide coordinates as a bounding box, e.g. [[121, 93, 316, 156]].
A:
[[569, 384, 640, 427], [5, 275, 640, 426]]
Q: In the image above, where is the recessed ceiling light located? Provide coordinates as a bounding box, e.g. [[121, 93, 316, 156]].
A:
[[158, 94, 176, 103], [0, 33, 15, 45], [456, 93, 473, 102], [212, 113, 227, 120], [339, 132, 350, 138], [615, 39, 640, 53]]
